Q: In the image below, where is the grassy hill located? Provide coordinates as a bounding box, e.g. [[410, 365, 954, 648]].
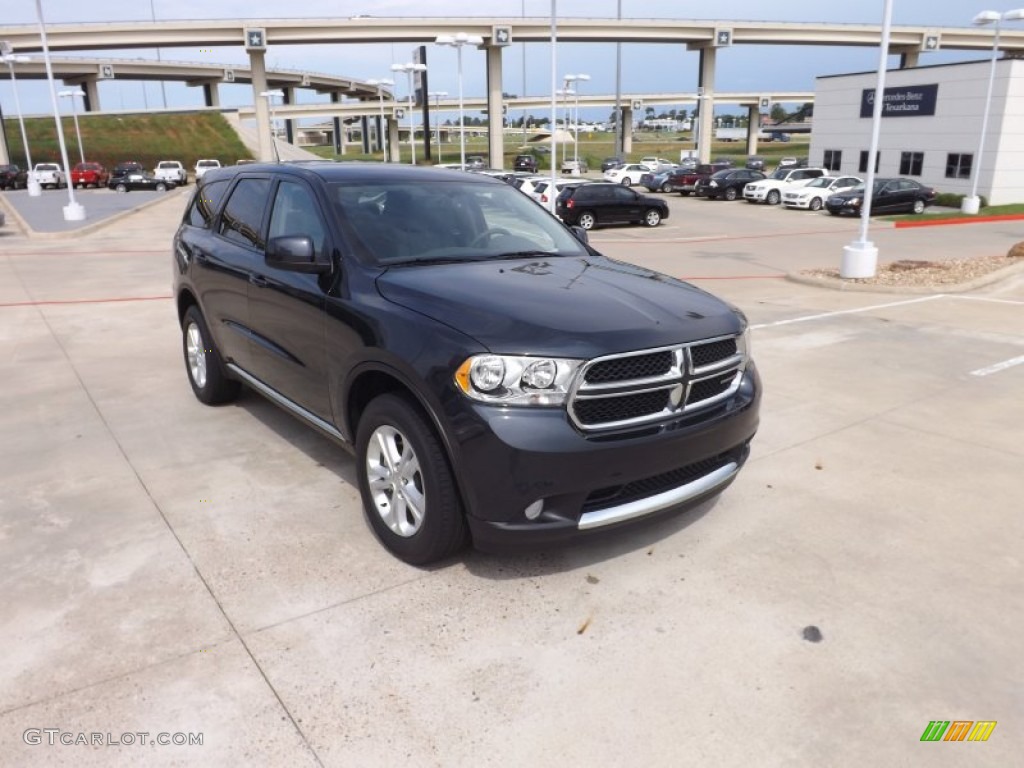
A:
[[2, 111, 251, 170]]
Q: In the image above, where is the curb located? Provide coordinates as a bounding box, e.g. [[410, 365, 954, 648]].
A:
[[786, 258, 1024, 295], [893, 213, 1024, 229], [0, 187, 190, 240]]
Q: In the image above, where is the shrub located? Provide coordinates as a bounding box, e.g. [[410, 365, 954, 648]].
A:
[[934, 192, 988, 209]]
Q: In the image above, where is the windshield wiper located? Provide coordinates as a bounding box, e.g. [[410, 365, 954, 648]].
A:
[[481, 250, 562, 261]]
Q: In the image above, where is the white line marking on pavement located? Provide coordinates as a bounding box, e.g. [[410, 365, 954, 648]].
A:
[[750, 295, 946, 330], [948, 295, 1024, 306], [970, 355, 1024, 377]]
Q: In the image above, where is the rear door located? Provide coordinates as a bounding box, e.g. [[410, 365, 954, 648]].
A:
[[611, 185, 643, 221]]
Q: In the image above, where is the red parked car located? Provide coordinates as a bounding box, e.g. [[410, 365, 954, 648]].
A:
[[71, 162, 110, 189]]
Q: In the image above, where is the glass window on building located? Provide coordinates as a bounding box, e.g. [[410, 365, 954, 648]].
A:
[[946, 153, 973, 180], [899, 152, 924, 176], [858, 151, 880, 174], [823, 150, 842, 172]]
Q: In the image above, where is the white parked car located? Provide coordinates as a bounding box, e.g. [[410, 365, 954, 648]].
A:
[[31, 163, 66, 189], [743, 167, 826, 205], [154, 160, 188, 185], [194, 159, 222, 180], [603, 163, 653, 187], [782, 175, 863, 211], [529, 178, 589, 207]]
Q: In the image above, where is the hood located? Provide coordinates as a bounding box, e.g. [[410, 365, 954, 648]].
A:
[[376, 256, 744, 358]]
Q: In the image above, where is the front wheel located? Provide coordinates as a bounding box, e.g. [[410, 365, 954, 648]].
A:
[[912, 199, 925, 214], [767, 190, 781, 205], [356, 394, 467, 565], [181, 306, 240, 405], [115, 184, 127, 194], [155, 182, 167, 192], [577, 211, 596, 230], [809, 197, 823, 211], [724, 187, 738, 201], [620, 177, 632, 187], [643, 209, 662, 227]]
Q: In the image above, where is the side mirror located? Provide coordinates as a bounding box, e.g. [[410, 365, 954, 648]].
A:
[[266, 236, 331, 274], [570, 225, 589, 244]]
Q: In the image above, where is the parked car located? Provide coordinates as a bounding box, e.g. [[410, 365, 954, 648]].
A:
[[782, 175, 863, 211], [640, 156, 677, 170], [512, 175, 549, 197], [113, 161, 145, 176], [639, 169, 676, 193], [696, 169, 767, 201], [108, 171, 178, 193], [71, 162, 110, 189], [603, 163, 652, 187], [173, 162, 759, 564], [742, 167, 826, 205], [0, 164, 29, 190], [556, 182, 669, 230], [513, 154, 538, 173], [560, 158, 589, 175], [745, 156, 766, 171], [529, 178, 589, 207], [194, 159, 222, 180], [775, 156, 806, 171], [31, 163, 66, 189], [825, 178, 937, 216], [674, 161, 733, 196], [463, 155, 486, 170], [600, 156, 625, 172], [154, 160, 188, 185]]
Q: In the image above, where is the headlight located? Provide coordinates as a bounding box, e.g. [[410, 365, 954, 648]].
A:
[[709, 180, 718, 187], [455, 354, 584, 406], [849, 197, 862, 207], [737, 325, 752, 361]]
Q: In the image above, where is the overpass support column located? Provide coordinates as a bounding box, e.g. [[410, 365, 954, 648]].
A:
[[248, 50, 273, 161], [82, 79, 100, 112], [486, 44, 504, 169], [329, 92, 342, 155], [746, 105, 759, 156], [387, 119, 400, 162], [375, 115, 383, 152], [697, 47, 716, 164], [0, 107, 10, 164], [621, 105, 633, 155], [282, 86, 295, 144], [203, 82, 221, 108]]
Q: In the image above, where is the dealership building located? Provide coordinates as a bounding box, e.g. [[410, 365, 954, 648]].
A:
[[809, 58, 1024, 205]]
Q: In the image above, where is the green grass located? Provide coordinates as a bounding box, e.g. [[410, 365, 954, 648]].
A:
[[883, 203, 1024, 222], [2, 112, 251, 170]]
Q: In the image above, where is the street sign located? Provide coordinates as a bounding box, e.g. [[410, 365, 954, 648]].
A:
[[759, 96, 771, 110], [394, 107, 406, 119], [715, 28, 733, 47], [98, 64, 115, 80], [244, 28, 266, 51], [631, 99, 643, 111], [223, 68, 235, 83], [493, 26, 512, 46], [924, 34, 941, 51], [301, 74, 311, 87]]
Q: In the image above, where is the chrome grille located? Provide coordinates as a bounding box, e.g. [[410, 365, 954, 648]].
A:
[[569, 335, 746, 431]]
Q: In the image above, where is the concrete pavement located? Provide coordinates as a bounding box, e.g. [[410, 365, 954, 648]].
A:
[[1, 191, 1021, 766]]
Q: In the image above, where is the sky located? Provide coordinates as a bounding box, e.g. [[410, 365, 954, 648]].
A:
[[0, 1, 1003, 123]]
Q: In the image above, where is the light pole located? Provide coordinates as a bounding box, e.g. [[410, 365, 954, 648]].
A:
[[559, 78, 575, 166], [34, 0, 84, 221], [259, 90, 284, 162], [428, 91, 448, 162], [434, 33, 483, 169], [391, 62, 427, 164], [58, 89, 86, 166], [367, 78, 394, 161], [565, 73, 589, 164], [0, 48, 41, 196], [962, 9, 1024, 214]]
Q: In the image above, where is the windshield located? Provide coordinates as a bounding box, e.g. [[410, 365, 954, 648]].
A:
[[806, 177, 831, 189], [331, 180, 589, 266], [769, 169, 791, 180]]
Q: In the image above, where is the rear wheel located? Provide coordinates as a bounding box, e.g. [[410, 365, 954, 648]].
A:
[[680, 190, 691, 197], [577, 211, 597, 230], [115, 183, 127, 194], [643, 209, 662, 227], [912, 199, 925, 214], [724, 187, 738, 201], [621, 177, 632, 187], [356, 394, 467, 565], [181, 306, 240, 405], [767, 189, 781, 205]]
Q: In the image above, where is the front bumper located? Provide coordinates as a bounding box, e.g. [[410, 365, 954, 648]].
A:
[[450, 365, 761, 551], [743, 187, 770, 202]]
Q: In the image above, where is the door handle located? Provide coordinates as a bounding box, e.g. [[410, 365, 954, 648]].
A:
[[248, 274, 269, 288]]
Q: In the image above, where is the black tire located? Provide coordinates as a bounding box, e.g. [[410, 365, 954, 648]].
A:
[[680, 190, 691, 197], [724, 187, 738, 201], [912, 199, 925, 214], [828, 210, 839, 216], [643, 208, 662, 227], [577, 211, 597, 230], [356, 394, 467, 565], [155, 182, 167, 192], [621, 177, 632, 187], [659, 182, 670, 192], [181, 305, 240, 405], [809, 197, 823, 211], [767, 189, 781, 205], [115, 183, 127, 194]]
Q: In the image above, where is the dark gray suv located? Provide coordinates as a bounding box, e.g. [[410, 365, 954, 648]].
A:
[[173, 162, 760, 564]]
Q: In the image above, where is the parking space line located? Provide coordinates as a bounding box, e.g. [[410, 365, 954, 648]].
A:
[[970, 355, 1024, 377], [0, 295, 172, 309], [750, 295, 945, 330], [948, 295, 1024, 306]]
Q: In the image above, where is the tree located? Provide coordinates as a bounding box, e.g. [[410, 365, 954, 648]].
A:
[[770, 103, 787, 123]]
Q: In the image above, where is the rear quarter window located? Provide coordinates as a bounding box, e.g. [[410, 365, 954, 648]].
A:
[[186, 179, 230, 229]]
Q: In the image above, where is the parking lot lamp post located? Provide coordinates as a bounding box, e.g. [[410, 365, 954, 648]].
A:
[[34, 0, 84, 221], [434, 33, 483, 170], [0, 49, 41, 196], [366, 79, 394, 161], [569, 73, 589, 163], [391, 62, 427, 164], [962, 9, 1024, 215], [428, 91, 448, 162], [259, 90, 284, 162], [840, 0, 893, 279], [58, 89, 86, 165], [561, 74, 577, 166]]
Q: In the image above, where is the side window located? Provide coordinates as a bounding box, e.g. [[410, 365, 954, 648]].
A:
[[187, 179, 229, 228], [267, 181, 327, 259], [218, 178, 271, 249], [613, 186, 638, 202]]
